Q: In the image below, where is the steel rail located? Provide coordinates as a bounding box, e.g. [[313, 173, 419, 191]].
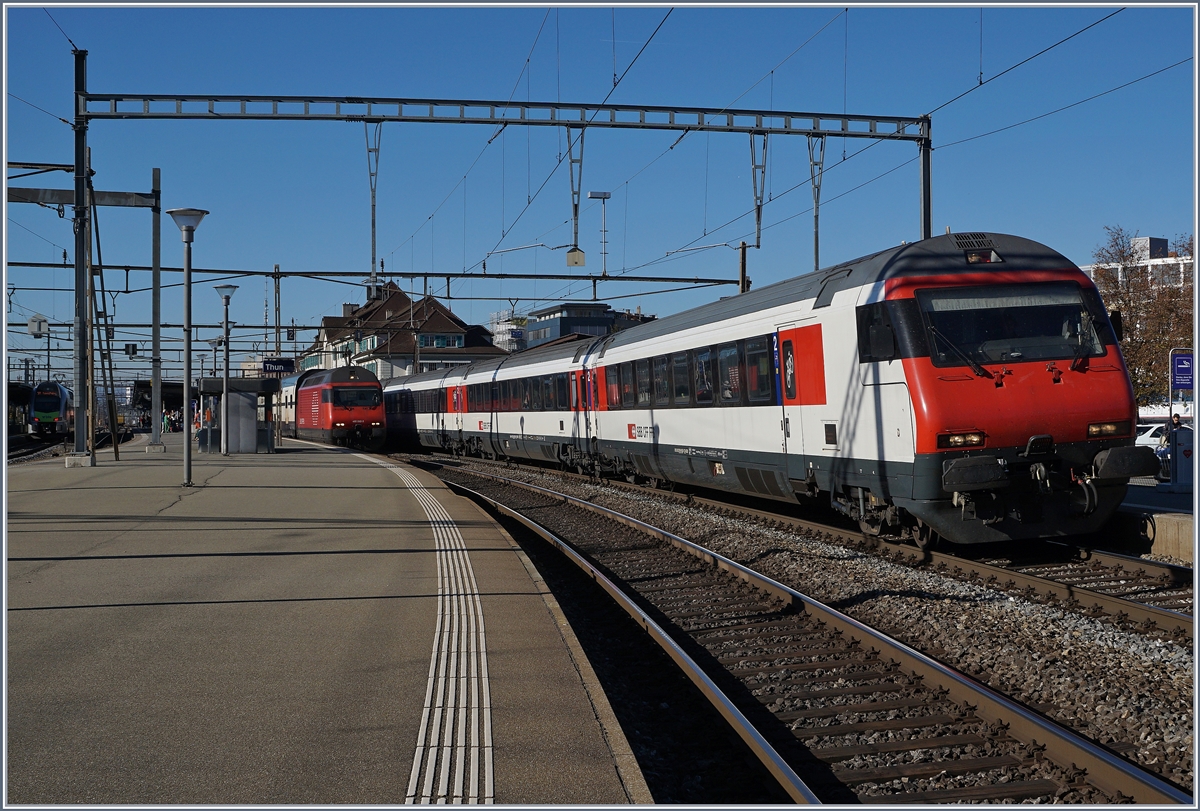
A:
[[406, 454, 1191, 636], [1055, 542, 1193, 587], [442, 464, 1192, 804], [441, 478, 821, 805]]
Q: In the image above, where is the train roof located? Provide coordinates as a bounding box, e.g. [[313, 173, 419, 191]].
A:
[[382, 232, 1076, 386], [597, 232, 1075, 354], [382, 334, 602, 389], [297, 366, 379, 387]]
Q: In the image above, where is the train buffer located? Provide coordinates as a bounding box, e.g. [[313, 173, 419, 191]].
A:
[[6, 433, 648, 804]]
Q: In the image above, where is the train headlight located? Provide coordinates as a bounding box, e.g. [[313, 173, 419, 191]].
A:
[[937, 431, 985, 449], [334, 421, 346, 427], [371, 421, 381, 426], [1087, 420, 1130, 438]]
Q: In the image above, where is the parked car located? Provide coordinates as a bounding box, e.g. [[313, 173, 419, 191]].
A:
[[1135, 423, 1168, 448]]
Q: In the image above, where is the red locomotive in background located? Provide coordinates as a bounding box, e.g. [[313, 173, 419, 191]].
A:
[[279, 366, 385, 450]]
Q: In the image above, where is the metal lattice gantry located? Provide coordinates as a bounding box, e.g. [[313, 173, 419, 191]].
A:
[[77, 92, 935, 249]]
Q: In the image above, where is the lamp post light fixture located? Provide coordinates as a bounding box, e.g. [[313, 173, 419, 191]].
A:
[[166, 207, 208, 486], [587, 191, 611, 277], [214, 284, 239, 455]]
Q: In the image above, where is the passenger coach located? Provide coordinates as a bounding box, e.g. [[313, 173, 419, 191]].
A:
[[384, 232, 1157, 547]]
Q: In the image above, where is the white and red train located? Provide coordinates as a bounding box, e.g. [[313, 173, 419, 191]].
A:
[[382, 232, 1156, 546], [279, 366, 386, 450]]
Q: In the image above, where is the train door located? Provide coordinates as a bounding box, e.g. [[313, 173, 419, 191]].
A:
[[776, 321, 828, 487], [568, 370, 584, 451]]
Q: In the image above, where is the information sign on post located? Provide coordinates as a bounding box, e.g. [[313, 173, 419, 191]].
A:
[[263, 357, 295, 374], [1170, 351, 1193, 390]]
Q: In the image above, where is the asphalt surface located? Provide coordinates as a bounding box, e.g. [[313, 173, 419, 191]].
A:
[[6, 434, 642, 804]]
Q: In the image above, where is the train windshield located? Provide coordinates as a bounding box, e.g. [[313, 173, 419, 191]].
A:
[[915, 281, 1106, 367], [332, 387, 381, 408], [33, 391, 61, 412]]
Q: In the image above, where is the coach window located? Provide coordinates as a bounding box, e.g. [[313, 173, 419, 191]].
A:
[[694, 349, 714, 405], [556, 374, 570, 411], [543, 376, 556, 411], [530, 377, 542, 410], [635, 359, 651, 406], [856, 301, 900, 363], [746, 338, 773, 403], [718, 343, 741, 405], [606, 366, 621, 409], [652, 356, 669, 406], [620, 362, 635, 408], [672, 352, 691, 405]]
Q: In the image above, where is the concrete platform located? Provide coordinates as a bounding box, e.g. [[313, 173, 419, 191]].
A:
[[6, 434, 647, 804], [1119, 482, 1195, 563]]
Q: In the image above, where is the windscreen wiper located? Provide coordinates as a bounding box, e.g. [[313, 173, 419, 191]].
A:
[[1069, 312, 1094, 371], [929, 326, 991, 378]]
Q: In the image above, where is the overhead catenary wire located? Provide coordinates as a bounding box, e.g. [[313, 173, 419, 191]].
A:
[[446, 8, 674, 303], [8, 219, 71, 256], [614, 4, 1130, 279], [580, 8, 1151, 289], [43, 8, 78, 50], [926, 7, 1124, 116], [7, 92, 70, 125], [380, 10, 552, 269]]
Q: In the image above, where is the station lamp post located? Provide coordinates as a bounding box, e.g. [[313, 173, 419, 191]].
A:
[[167, 207, 208, 487], [214, 284, 238, 455]]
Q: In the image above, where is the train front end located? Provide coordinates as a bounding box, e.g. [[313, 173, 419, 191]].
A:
[[297, 367, 386, 450], [31, 382, 71, 437], [328, 380, 385, 450], [876, 235, 1158, 544]]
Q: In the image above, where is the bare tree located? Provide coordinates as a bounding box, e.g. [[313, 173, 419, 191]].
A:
[[1090, 225, 1194, 406]]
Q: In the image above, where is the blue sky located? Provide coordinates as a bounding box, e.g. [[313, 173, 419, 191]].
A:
[[4, 4, 1196, 381]]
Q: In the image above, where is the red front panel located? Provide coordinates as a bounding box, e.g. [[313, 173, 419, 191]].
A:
[[886, 270, 1136, 454]]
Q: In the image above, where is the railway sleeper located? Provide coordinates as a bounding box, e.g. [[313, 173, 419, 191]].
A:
[[835, 753, 1025, 786], [719, 645, 861, 666], [860, 777, 1062, 804], [762, 680, 909, 704], [777, 696, 934, 723], [809, 732, 991, 763], [792, 713, 978, 740]]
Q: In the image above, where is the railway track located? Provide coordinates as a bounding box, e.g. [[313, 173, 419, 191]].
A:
[[433, 463, 1190, 804], [410, 453, 1192, 642], [7, 430, 137, 465], [6, 437, 63, 464]]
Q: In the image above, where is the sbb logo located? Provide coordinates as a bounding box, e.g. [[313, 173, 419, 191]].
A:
[[627, 424, 654, 440], [628, 423, 637, 439]]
